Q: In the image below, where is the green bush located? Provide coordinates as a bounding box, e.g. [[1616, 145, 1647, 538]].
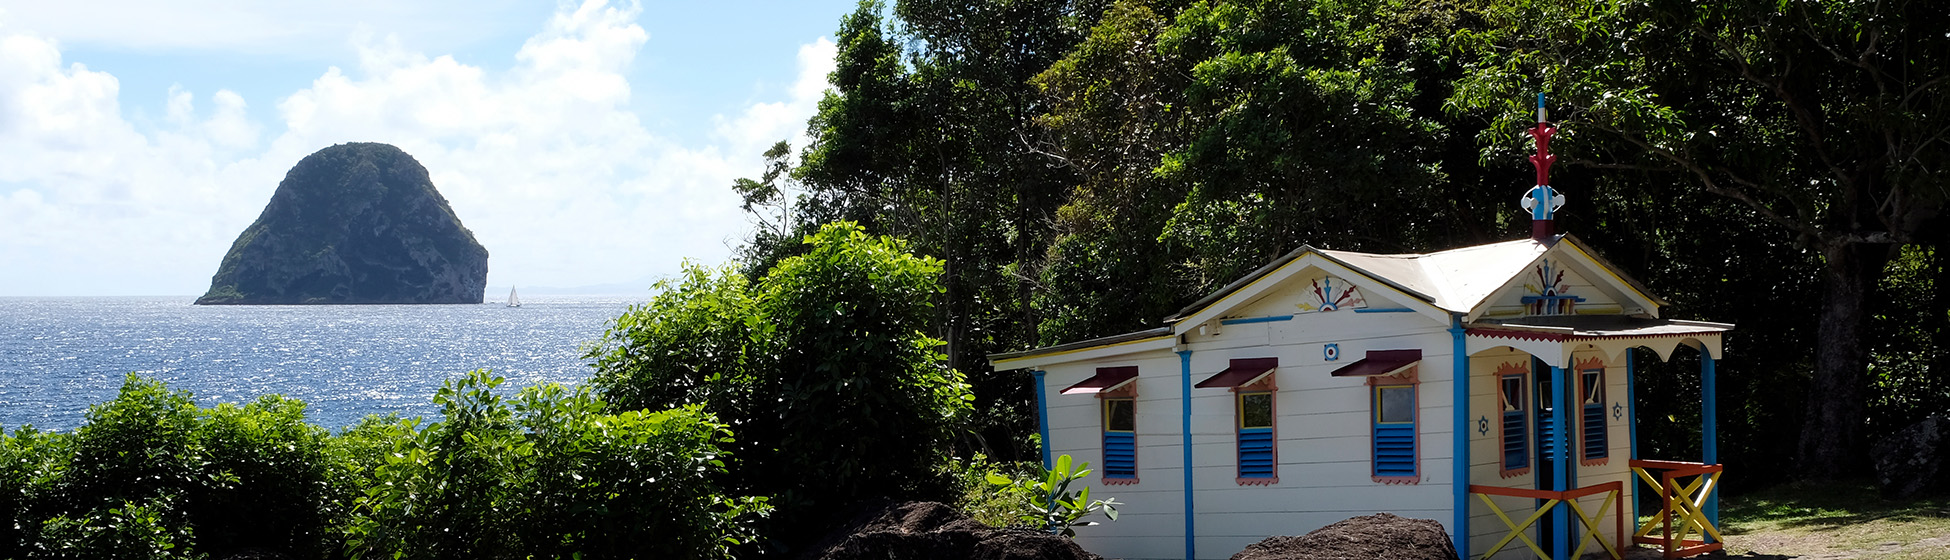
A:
[[190, 395, 338, 559], [587, 222, 974, 547], [345, 369, 764, 560], [3, 376, 342, 559], [1, 372, 763, 560], [951, 456, 1042, 529], [0, 427, 71, 558]]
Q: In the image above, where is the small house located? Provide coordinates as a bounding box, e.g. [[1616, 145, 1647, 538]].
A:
[[989, 106, 1730, 560]]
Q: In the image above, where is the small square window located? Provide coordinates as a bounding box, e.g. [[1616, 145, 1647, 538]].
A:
[[1377, 385, 1415, 424], [1239, 392, 1274, 429], [1105, 398, 1135, 432]]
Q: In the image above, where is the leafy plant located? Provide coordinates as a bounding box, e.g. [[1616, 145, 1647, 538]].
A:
[[986, 454, 1119, 537], [344, 370, 765, 560], [587, 222, 973, 548]]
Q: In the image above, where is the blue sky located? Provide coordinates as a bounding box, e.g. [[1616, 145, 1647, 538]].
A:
[[0, 0, 862, 296]]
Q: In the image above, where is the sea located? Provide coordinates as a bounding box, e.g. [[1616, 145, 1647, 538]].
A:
[[0, 295, 646, 433]]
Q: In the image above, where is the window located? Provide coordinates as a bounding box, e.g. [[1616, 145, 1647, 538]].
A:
[[1237, 391, 1276, 483], [1195, 357, 1280, 485], [1499, 369, 1530, 476], [1580, 367, 1608, 464], [1372, 383, 1418, 481], [1103, 396, 1137, 482]]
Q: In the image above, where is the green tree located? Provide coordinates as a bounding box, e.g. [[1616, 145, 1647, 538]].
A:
[[589, 222, 973, 548], [1452, 0, 1950, 477]]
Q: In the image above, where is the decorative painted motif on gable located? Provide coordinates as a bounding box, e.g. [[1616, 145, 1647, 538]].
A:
[[1521, 259, 1585, 316], [1296, 276, 1368, 313]]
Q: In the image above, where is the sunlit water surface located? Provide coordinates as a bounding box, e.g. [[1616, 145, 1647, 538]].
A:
[[0, 296, 643, 432]]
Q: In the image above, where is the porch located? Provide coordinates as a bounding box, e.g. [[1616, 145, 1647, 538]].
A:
[[1461, 316, 1731, 560]]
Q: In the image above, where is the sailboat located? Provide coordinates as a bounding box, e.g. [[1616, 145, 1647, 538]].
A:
[[507, 286, 521, 308]]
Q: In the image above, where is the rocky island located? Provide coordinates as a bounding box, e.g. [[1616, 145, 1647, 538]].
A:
[[196, 143, 490, 305]]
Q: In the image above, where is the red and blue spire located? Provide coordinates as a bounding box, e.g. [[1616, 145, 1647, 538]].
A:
[[1521, 93, 1563, 242]]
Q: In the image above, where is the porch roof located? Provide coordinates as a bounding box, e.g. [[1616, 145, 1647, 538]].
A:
[[1465, 315, 1734, 366], [1467, 315, 1733, 340]]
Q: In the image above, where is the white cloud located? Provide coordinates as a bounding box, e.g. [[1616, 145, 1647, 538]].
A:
[[0, 0, 837, 296]]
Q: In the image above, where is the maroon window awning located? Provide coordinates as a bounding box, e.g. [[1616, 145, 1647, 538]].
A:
[[1195, 357, 1279, 388], [1330, 349, 1423, 377], [1062, 366, 1139, 395]]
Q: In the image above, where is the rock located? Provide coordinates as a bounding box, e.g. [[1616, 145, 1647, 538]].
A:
[[1873, 415, 1948, 499], [197, 143, 489, 305], [1229, 512, 1460, 560], [804, 501, 1099, 560]]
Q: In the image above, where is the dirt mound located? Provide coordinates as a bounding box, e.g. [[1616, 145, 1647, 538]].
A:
[[1230, 513, 1460, 560], [804, 501, 1100, 560]]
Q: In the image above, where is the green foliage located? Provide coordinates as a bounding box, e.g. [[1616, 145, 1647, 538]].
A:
[[761, 223, 969, 503], [951, 456, 1042, 528], [2, 373, 763, 560], [1450, 0, 1950, 478], [37, 498, 199, 560], [0, 375, 338, 559], [984, 454, 1119, 537], [589, 222, 973, 547], [346, 370, 763, 560]]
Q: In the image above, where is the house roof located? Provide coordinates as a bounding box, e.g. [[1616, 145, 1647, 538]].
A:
[[1164, 233, 1662, 322], [987, 327, 1173, 363], [993, 233, 1678, 368]]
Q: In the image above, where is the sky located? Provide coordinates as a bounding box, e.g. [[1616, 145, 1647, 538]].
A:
[[0, 0, 862, 296]]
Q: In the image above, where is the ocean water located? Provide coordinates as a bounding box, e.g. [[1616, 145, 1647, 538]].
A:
[[0, 295, 645, 432]]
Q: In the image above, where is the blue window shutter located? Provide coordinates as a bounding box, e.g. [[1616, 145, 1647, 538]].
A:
[[1583, 402, 1607, 459], [1104, 432, 1136, 478], [1238, 428, 1275, 478], [1374, 423, 1416, 477], [1502, 410, 1528, 470]]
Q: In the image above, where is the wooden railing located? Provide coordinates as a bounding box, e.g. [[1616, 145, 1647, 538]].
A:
[[1469, 481, 1624, 560], [1631, 459, 1724, 559]]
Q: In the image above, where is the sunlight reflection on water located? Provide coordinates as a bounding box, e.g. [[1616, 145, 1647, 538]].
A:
[[0, 295, 644, 432]]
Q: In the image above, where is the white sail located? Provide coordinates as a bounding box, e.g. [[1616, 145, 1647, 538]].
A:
[[507, 287, 521, 307]]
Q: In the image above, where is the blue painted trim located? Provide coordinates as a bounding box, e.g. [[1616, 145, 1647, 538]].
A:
[[1448, 319, 1470, 557], [1033, 370, 1052, 470], [1219, 315, 1293, 325], [1179, 349, 1196, 560], [1354, 307, 1416, 314], [1702, 351, 1719, 536], [1552, 364, 1570, 560], [1627, 351, 1638, 522]]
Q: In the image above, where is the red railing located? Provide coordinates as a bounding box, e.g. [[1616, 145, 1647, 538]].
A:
[[1630, 460, 1723, 559], [1469, 481, 1624, 559]]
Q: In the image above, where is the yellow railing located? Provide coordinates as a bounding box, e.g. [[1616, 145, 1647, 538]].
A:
[[1631, 460, 1724, 559], [1470, 481, 1623, 560]]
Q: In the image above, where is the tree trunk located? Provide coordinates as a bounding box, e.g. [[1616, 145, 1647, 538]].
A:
[[1797, 240, 1893, 478]]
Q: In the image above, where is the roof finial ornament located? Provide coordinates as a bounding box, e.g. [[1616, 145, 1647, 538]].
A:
[[1520, 92, 1563, 243]]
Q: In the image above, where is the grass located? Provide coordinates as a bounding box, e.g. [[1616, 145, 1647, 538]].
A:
[[1711, 479, 1950, 559]]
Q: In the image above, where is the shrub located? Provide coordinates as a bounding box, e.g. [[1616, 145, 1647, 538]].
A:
[[345, 370, 764, 560], [0, 427, 71, 558], [15, 375, 344, 559], [189, 395, 338, 559], [587, 222, 974, 547], [516, 383, 766, 560]]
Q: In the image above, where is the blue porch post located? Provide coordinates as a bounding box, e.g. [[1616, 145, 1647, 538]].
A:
[[1033, 370, 1052, 470], [1702, 350, 1719, 533], [1179, 349, 1196, 560], [1627, 351, 1639, 521], [1449, 321, 1470, 556], [1552, 364, 1570, 560]]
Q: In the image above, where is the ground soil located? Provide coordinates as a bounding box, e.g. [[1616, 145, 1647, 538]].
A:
[[1229, 512, 1461, 560]]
